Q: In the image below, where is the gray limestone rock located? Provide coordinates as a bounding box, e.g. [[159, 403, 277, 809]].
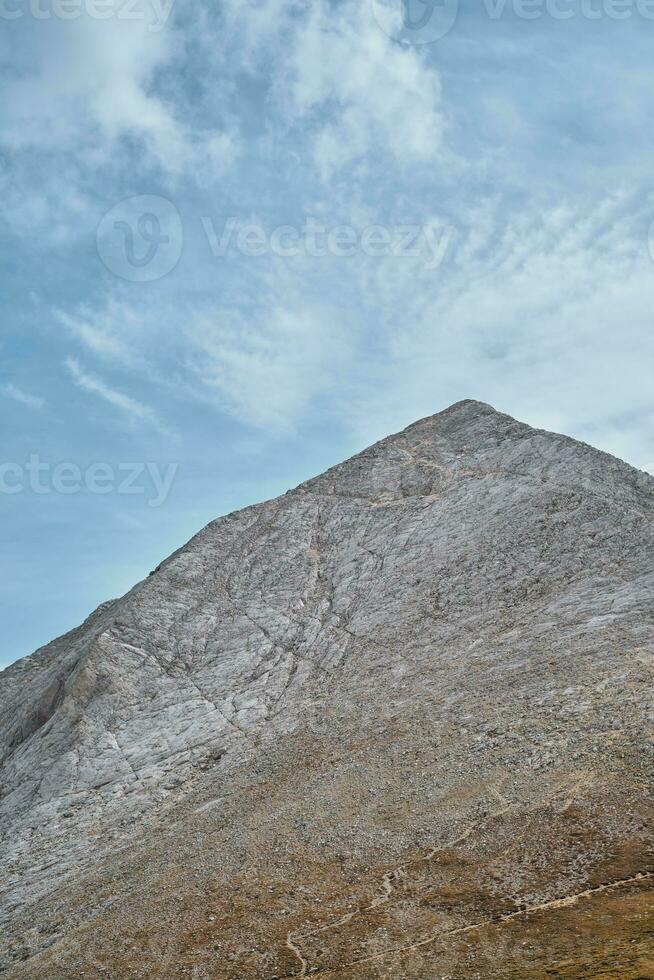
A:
[[1, 401, 652, 978]]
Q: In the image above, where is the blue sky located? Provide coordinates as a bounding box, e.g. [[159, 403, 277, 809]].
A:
[[1, 0, 653, 668]]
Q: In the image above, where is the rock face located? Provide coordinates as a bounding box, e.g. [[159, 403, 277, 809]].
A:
[[1, 400, 653, 978]]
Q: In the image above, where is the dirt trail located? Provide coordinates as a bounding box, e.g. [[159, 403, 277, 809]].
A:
[[285, 796, 516, 959], [284, 770, 597, 970], [284, 932, 308, 978], [303, 870, 654, 977]]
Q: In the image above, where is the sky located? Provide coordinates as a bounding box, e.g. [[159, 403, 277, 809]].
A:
[[1, 0, 653, 669]]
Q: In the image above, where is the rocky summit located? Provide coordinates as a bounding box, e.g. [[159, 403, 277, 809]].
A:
[[1, 400, 653, 979]]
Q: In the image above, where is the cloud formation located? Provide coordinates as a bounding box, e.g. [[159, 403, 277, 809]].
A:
[[64, 356, 169, 434], [0, 383, 45, 410]]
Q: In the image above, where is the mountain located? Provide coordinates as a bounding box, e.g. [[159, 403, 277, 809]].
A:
[[1, 400, 652, 979]]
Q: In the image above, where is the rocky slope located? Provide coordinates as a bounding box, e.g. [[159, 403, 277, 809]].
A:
[[1, 400, 652, 978]]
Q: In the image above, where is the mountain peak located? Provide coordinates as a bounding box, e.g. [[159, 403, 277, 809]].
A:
[[1, 408, 653, 977], [396, 397, 522, 442], [420, 396, 500, 417], [296, 400, 650, 509]]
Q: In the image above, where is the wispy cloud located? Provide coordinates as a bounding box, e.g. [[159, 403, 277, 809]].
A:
[[64, 356, 169, 435], [288, 3, 443, 180], [185, 300, 353, 432], [54, 188, 653, 464], [56, 310, 131, 361], [0, 13, 237, 181], [221, 0, 444, 181], [0, 382, 45, 410]]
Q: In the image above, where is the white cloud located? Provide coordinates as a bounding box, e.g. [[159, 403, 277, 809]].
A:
[[342, 193, 654, 457], [16, 1, 650, 468], [54, 255, 359, 433], [0, 7, 238, 181], [64, 356, 169, 434], [51, 188, 654, 463], [56, 309, 132, 361], [222, 0, 444, 180], [292, 3, 443, 179], [184, 301, 352, 432], [0, 383, 45, 409]]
